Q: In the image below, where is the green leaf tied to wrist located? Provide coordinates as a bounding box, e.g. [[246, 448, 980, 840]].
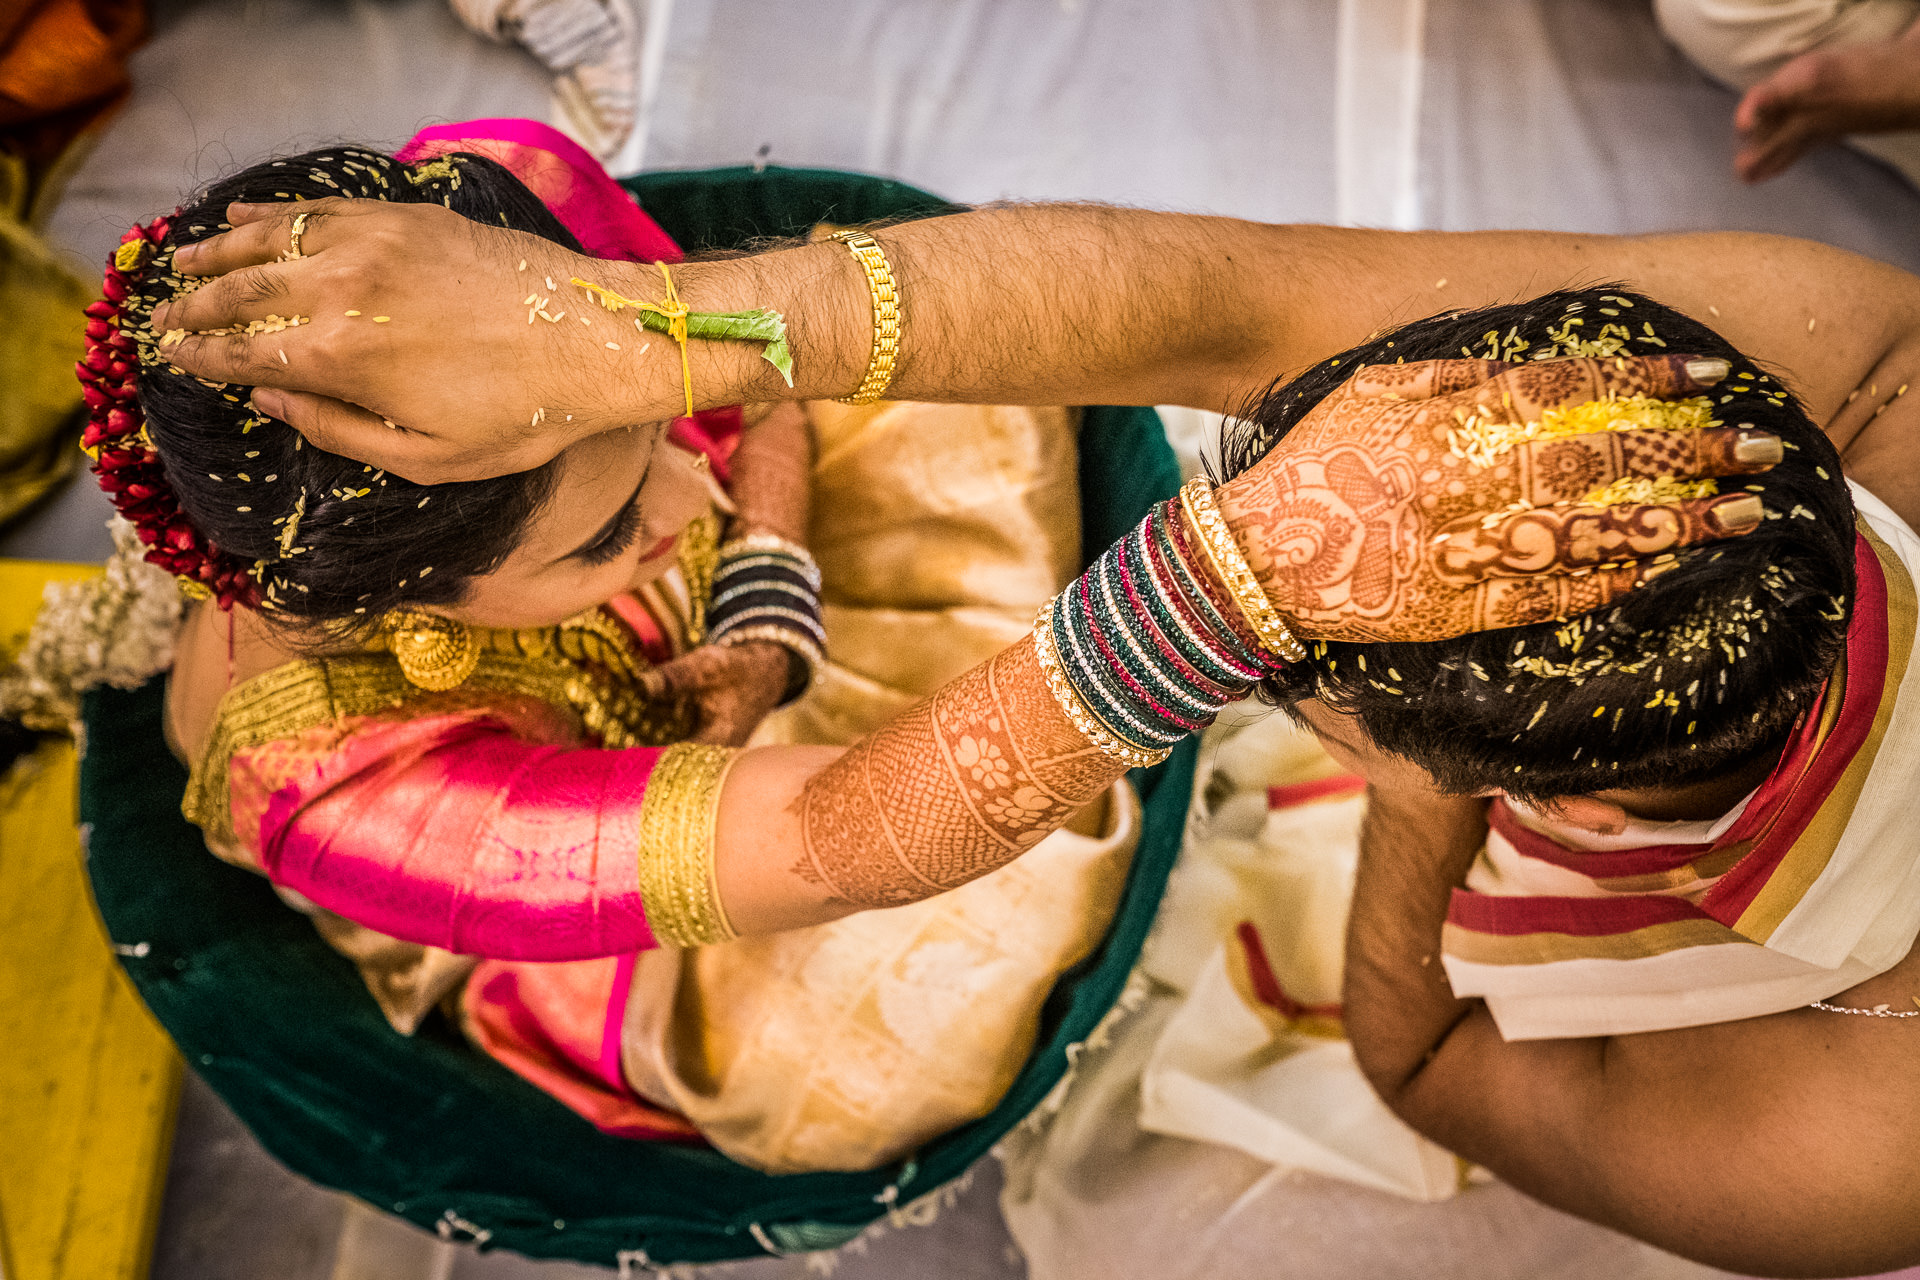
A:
[[637, 306, 793, 386], [571, 276, 794, 398]]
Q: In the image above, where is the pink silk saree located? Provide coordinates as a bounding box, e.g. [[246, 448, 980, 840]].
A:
[[223, 119, 738, 1139]]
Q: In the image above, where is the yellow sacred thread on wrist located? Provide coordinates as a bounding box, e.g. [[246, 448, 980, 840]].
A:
[[573, 265, 697, 417], [829, 230, 901, 405], [1031, 608, 1170, 769], [650, 262, 695, 418], [1178, 476, 1308, 665], [636, 742, 741, 947]]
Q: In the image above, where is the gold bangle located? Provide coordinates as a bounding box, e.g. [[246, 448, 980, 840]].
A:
[[1031, 609, 1171, 769], [829, 230, 901, 405], [1178, 476, 1308, 664], [635, 742, 741, 947]]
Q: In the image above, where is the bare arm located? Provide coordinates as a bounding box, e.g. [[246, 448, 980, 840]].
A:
[[1346, 783, 1920, 1277], [714, 636, 1117, 934], [151, 200, 1920, 486], [717, 353, 1764, 928]]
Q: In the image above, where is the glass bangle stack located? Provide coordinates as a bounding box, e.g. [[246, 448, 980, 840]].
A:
[[1035, 481, 1294, 767], [707, 533, 826, 703]]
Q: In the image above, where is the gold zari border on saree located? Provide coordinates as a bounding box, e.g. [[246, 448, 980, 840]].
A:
[[1731, 522, 1917, 941], [1440, 916, 1742, 967]]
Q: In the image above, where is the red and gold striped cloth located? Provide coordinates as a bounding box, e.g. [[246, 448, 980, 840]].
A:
[[1443, 486, 1920, 1040]]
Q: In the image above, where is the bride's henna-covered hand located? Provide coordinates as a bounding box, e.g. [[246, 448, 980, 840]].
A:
[[1217, 354, 1779, 643], [642, 641, 792, 747], [727, 401, 813, 544], [641, 404, 813, 747]]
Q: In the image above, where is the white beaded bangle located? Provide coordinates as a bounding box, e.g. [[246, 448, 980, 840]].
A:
[[1031, 609, 1171, 769]]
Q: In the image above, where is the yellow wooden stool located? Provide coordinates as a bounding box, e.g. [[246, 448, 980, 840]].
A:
[[0, 558, 180, 1280]]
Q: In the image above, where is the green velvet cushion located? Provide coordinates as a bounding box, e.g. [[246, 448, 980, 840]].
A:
[[79, 166, 1194, 1267]]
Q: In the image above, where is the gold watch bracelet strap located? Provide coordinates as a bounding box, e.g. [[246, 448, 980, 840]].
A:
[[829, 230, 902, 405]]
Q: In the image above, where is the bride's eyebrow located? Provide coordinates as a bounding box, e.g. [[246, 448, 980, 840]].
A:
[[561, 444, 656, 564]]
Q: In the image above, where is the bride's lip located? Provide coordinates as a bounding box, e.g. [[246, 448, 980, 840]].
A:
[[639, 533, 677, 562]]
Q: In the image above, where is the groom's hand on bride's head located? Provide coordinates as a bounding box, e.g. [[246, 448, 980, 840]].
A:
[[147, 198, 658, 483]]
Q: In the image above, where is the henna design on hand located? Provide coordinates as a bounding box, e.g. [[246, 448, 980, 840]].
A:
[[1470, 564, 1665, 632], [1246, 446, 1419, 619], [1516, 426, 1780, 505], [1216, 355, 1775, 643], [793, 639, 1119, 909], [1434, 496, 1763, 583], [1529, 439, 1609, 502]]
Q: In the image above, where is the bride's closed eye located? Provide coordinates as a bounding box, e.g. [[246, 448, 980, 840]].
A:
[[577, 494, 644, 566], [567, 447, 658, 567]]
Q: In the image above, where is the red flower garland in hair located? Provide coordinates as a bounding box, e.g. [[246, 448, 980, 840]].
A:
[[78, 216, 262, 609]]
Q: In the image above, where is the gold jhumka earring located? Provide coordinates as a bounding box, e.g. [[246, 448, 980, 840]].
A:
[[383, 609, 479, 691]]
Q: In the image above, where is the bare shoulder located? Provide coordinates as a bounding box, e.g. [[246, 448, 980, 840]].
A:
[[1605, 232, 1920, 407], [1595, 231, 1920, 530], [1414, 924, 1920, 1274], [1582, 935, 1920, 1273], [1819, 325, 1920, 532], [1225, 227, 1920, 422]]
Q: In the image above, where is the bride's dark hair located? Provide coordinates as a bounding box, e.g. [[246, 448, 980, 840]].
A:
[[1223, 287, 1856, 802], [126, 146, 581, 628]]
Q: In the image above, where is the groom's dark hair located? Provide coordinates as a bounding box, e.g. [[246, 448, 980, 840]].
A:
[[1221, 288, 1855, 801]]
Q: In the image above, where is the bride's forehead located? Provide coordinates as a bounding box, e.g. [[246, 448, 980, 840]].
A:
[[512, 428, 651, 542], [551, 423, 661, 484]]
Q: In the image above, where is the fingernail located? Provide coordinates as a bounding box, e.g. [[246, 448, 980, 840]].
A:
[[1711, 493, 1765, 533], [1685, 357, 1731, 386], [248, 389, 284, 419], [173, 242, 199, 266], [1732, 431, 1784, 465], [148, 302, 171, 329]]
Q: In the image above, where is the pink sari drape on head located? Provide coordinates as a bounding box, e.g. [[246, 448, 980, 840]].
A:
[[397, 118, 681, 264]]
